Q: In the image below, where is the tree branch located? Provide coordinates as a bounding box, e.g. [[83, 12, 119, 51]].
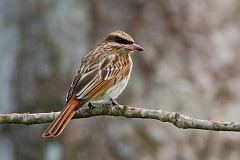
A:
[[0, 104, 240, 132]]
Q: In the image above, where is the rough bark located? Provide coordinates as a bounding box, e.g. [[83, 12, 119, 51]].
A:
[[1, 104, 240, 132]]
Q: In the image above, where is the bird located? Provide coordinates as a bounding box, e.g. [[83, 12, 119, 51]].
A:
[[42, 30, 144, 137]]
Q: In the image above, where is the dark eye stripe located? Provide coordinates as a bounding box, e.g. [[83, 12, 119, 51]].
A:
[[115, 37, 133, 44]]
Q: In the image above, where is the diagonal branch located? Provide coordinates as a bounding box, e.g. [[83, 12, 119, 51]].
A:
[[0, 104, 240, 132]]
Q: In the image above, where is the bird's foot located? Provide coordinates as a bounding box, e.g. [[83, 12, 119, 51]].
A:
[[109, 98, 125, 111], [110, 98, 119, 106], [88, 102, 96, 110]]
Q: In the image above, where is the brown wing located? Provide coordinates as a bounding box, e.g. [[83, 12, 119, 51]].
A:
[[67, 54, 131, 103], [66, 51, 100, 103], [66, 73, 81, 103]]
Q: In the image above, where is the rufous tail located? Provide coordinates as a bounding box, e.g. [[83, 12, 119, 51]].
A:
[[42, 97, 84, 137]]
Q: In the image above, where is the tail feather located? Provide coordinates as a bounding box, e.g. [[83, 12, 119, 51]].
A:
[[53, 111, 76, 137], [42, 97, 84, 137]]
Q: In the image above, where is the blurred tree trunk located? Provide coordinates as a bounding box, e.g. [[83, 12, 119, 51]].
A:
[[6, 1, 64, 159], [1, 0, 240, 160]]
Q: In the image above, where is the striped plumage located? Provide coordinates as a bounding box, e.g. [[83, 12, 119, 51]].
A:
[[43, 31, 143, 137]]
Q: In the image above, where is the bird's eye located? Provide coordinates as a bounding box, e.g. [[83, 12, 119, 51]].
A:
[[115, 37, 133, 44]]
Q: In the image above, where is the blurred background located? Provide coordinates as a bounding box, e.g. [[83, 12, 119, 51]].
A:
[[1, 0, 240, 160]]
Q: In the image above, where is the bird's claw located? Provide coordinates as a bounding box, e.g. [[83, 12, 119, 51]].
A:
[[109, 98, 125, 111], [116, 105, 125, 112], [88, 102, 96, 110], [110, 98, 119, 106]]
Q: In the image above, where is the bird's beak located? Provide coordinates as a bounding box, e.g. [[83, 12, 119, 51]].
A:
[[126, 43, 144, 52]]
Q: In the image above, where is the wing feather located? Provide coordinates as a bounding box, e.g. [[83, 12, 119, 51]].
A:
[[66, 53, 132, 103]]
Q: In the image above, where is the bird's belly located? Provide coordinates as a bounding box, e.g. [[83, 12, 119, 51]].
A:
[[93, 75, 130, 103], [106, 76, 129, 99]]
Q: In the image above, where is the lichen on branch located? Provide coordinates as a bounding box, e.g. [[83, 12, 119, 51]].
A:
[[1, 104, 240, 132]]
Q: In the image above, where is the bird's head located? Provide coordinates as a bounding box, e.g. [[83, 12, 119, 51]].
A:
[[100, 31, 144, 54]]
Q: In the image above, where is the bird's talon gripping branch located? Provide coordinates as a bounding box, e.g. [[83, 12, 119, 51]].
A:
[[109, 98, 126, 112], [110, 98, 120, 106], [88, 102, 96, 110], [116, 105, 126, 112]]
